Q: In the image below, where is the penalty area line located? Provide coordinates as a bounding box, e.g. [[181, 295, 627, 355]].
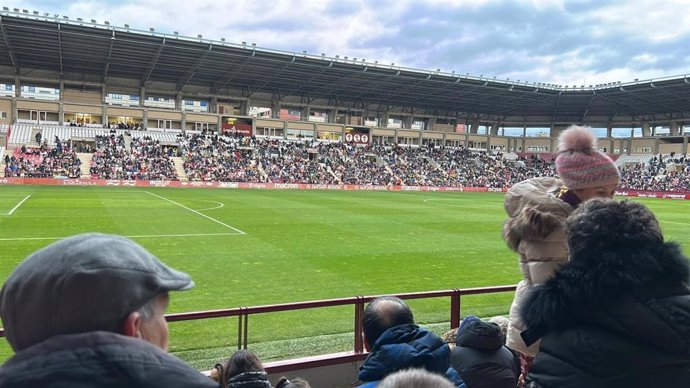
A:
[[7, 195, 31, 215], [0, 233, 240, 242], [144, 191, 246, 235]]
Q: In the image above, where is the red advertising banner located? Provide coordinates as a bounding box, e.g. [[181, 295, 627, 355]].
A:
[[1, 178, 688, 199]]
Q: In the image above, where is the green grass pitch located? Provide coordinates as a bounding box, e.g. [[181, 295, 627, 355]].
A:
[[1, 186, 689, 368]]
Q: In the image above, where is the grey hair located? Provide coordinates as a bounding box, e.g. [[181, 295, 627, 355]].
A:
[[378, 369, 455, 388], [136, 296, 158, 321]]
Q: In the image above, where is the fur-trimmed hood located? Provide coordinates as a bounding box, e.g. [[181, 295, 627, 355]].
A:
[[520, 241, 690, 350], [503, 177, 572, 251]]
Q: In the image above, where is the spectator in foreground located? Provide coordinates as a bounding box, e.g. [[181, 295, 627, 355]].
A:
[[520, 199, 690, 387], [502, 125, 620, 385], [0, 233, 217, 388], [275, 376, 312, 388], [211, 349, 271, 388], [449, 315, 519, 388], [378, 368, 456, 388], [357, 296, 466, 387]]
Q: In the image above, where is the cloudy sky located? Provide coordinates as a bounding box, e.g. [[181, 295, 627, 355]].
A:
[[5, 0, 690, 86]]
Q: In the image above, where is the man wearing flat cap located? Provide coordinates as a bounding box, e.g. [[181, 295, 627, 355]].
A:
[[0, 233, 218, 387]]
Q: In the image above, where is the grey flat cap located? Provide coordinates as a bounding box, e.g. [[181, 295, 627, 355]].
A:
[[0, 233, 194, 351]]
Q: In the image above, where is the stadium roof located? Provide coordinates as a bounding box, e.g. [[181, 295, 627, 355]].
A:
[[1, 11, 690, 124]]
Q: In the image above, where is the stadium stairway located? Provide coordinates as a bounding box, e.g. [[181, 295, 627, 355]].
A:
[[171, 156, 188, 181], [77, 153, 93, 179]]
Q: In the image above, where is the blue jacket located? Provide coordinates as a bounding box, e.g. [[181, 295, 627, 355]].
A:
[[358, 324, 466, 387]]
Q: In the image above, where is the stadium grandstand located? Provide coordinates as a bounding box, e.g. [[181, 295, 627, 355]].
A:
[[1, 8, 690, 387]]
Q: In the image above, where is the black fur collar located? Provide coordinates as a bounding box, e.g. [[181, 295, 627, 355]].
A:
[[520, 242, 690, 342]]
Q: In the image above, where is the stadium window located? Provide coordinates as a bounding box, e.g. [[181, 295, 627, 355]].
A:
[[1, 111, 6, 119], [5, 84, 12, 91], [29, 86, 35, 92], [200, 101, 207, 106], [185, 100, 193, 105], [130, 95, 139, 100]]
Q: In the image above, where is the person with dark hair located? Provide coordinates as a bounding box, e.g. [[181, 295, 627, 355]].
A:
[[520, 199, 690, 387], [502, 125, 620, 384], [358, 296, 466, 387], [0, 233, 217, 387], [449, 315, 519, 388], [212, 349, 271, 388]]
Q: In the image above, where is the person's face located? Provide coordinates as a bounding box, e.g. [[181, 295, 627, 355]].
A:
[[139, 293, 170, 351], [573, 183, 617, 201]]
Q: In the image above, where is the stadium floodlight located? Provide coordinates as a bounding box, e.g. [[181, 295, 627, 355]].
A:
[[303, 50, 307, 54], [242, 41, 247, 45], [220, 37, 225, 42], [173, 31, 179, 35], [63, 16, 69, 19], [33, 11, 39, 15], [91, 19, 97, 23], [321, 53, 325, 57], [124, 24, 129, 28], [197, 34, 202, 39], [22, 9, 28, 13], [149, 27, 155, 32], [251, 43, 256, 46], [13, 8, 19, 12], [3, 7, 8, 11], [77, 18, 83, 22]]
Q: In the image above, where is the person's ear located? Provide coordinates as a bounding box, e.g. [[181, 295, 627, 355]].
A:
[[121, 311, 142, 338]]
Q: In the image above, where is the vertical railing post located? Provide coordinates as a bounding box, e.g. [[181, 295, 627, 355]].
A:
[[243, 311, 249, 349], [354, 296, 365, 353], [236, 311, 244, 350], [450, 289, 461, 329]]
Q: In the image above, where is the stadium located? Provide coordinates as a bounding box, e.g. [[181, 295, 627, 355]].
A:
[[1, 7, 689, 387]]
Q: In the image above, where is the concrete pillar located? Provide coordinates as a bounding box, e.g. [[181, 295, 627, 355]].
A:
[[606, 121, 613, 138], [101, 86, 108, 126], [209, 96, 218, 114], [271, 98, 281, 119], [143, 110, 148, 129], [380, 112, 389, 128], [642, 123, 652, 137], [427, 116, 436, 131], [670, 121, 680, 136], [175, 92, 182, 111], [489, 122, 500, 136], [469, 119, 479, 134], [181, 112, 186, 132], [14, 76, 20, 98], [139, 87, 146, 108], [304, 106, 311, 121]]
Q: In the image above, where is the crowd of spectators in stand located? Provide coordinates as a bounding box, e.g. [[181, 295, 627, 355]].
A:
[[175, 133, 690, 192], [4, 131, 689, 192], [619, 153, 690, 192], [90, 133, 178, 180], [180, 133, 265, 182], [3, 137, 82, 178]]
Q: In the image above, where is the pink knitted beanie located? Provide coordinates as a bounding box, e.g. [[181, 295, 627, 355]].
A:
[[555, 125, 620, 190]]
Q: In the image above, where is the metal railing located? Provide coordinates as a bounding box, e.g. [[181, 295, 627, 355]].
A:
[[0, 285, 517, 373]]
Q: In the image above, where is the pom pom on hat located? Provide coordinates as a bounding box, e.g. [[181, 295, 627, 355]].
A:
[[558, 125, 597, 152], [555, 125, 620, 190]]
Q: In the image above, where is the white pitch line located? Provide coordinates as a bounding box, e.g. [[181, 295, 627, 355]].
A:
[[195, 201, 225, 212], [661, 220, 690, 226], [7, 195, 31, 215], [0, 233, 239, 242], [145, 191, 246, 234]]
